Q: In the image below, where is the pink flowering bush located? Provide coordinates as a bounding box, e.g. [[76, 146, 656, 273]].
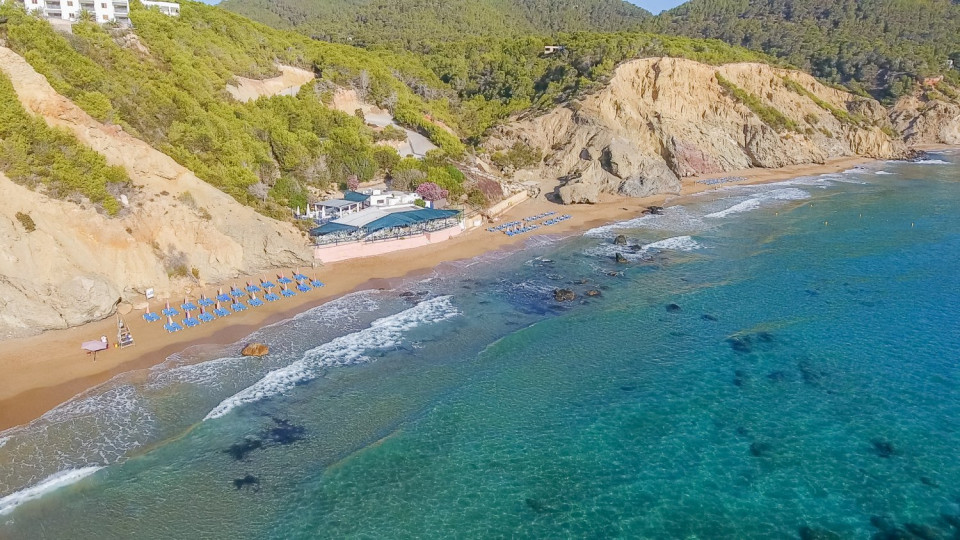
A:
[[346, 174, 359, 191], [416, 181, 448, 201]]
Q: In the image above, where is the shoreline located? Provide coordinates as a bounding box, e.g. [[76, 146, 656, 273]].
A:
[[0, 152, 934, 431]]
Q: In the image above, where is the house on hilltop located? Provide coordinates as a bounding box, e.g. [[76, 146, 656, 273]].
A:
[[1, 0, 178, 24]]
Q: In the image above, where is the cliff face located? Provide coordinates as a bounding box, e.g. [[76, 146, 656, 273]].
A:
[[0, 47, 311, 338], [890, 94, 960, 146], [489, 58, 909, 204]]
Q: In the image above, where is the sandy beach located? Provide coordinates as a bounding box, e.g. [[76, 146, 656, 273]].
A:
[[0, 154, 886, 430]]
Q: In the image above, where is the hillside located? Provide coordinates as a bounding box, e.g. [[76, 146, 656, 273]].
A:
[[486, 58, 908, 203], [219, 0, 650, 47], [653, 0, 960, 100]]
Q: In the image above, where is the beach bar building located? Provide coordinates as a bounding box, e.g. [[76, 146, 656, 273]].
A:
[[310, 205, 463, 263], [302, 189, 426, 221]]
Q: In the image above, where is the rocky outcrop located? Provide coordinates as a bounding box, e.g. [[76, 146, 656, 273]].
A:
[[890, 94, 960, 146], [489, 58, 909, 204], [553, 288, 576, 302], [241, 343, 270, 357], [0, 47, 311, 337]]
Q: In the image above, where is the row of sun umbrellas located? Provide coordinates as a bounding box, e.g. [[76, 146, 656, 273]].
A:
[[142, 271, 324, 333]]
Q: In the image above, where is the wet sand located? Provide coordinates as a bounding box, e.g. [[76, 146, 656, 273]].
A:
[[0, 154, 879, 431]]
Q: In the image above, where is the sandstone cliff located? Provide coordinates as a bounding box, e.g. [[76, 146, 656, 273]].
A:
[[890, 93, 960, 146], [488, 58, 909, 204], [0, 47, 311, 338]]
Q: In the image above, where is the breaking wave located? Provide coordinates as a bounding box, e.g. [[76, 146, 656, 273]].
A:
[[0, 467, 101, 515], [204, 296, 460, 420], [705, 188, 810, 219]]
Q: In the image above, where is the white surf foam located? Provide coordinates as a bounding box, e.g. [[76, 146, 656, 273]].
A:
[[0, 466, 101, 515], [204, 296, 460, 420], [705, 188, 810, 219], [642, 235, 701, 252], [875, 171, 894, 175], [912, 159, 950, 165], [0, 436, 8, 449], [585, 235, 702, 261]]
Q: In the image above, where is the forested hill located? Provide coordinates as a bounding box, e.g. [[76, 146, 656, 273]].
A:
[[652, 0, 960, 100], [218, 0, 651, 47]]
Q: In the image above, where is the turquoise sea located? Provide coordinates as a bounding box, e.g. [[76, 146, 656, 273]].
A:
[[1, 152, 959, 539]]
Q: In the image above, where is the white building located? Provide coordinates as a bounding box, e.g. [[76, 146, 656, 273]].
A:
[[4, 0, 178, 23]]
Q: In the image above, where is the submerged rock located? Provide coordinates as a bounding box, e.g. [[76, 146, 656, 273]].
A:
[[615, 252, 629, 264], [241, 343, 269, 357], [665, 303, 682, 313], [233, 474, 260, 491], [266, 418, 306, 445], [701, 314, 719, 321], [585, 290, 601, 297], [749, 441, 773, 457], [798, 525, 842, 540], [224, 438, 263, 461], [871, 439, 898, 458], [553, 288, 576, 302]]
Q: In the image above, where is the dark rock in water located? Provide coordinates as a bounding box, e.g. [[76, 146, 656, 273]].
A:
[[666, 303, 682, 313], [614, 234, 627, 245], [241, 343, 269, 357], [767, 370, 787, 382], [749, 441, 773, 457], [525, 498, 550, 513], [904, 523, 940, 540], [728, 336, 752, 353], [798, 360, 825, 385], [755, 331, 774, 343], [266, 418, 306, 445], [871, 439, 898, 458], [399, 291, 416, 298], [735, 426, 750, 437], [620, 386, 636, 392], [701, 314, 719, 321], [871, 515, 897, 533], [575, 278, 589, 284], [869, 516, 914, 539], [647, 205, 664, 215], [553, 288, 576, 302], [615, 252, 629, 264], [586, 290, 601, 297], [233, 474, 260, 491], [805, 289, 820, 297], [798, 525, 842, 540], [607, 271, 620, 277], [225, 438, 263, 461], [920, 476, 939, 488]]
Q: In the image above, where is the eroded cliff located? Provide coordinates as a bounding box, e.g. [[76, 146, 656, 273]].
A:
[[488, 58, 910, 204]]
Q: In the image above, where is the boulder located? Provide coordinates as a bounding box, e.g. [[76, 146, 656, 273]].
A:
[[614, 234, 627, 245], [241, 343, 269, 357], [558, 181, 600, 204], [553, 288, 576, 302], [586, 290, 601, 297], [615, 253, 629, 264]]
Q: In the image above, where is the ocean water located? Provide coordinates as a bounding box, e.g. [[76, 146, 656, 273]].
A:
[[1, 152, 959, 539]]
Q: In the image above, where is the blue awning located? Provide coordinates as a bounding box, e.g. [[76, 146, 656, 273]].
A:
[[342, 191, 371, 203], [364, 209, 460, 234], [310, 222, 359, 236]]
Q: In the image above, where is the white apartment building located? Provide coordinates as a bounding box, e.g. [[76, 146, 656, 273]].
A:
[[4, 0, 178, 24]]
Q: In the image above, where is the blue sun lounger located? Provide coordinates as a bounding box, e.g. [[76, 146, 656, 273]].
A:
[[164, 322, 183, 333], [161, 307, 179, 317], [230, 289, 246, 298], [277, 277, 293, 284], [264, 293, 280, 302], [245, 284, 262, 293], [293, 273, 309, 281], [216, 293, 231, 302], [249, 298, 265, 307], [281, 289, 296, 297], [261, 281, 276, 289], [198, 298, 215, 307], [231, 302, 248, 312], [143, 312, 161, 323], [310, 280, 324, 288], [297, 284, 311, 292], [183, 317, 201, 328], [198, 312, 215, 323], [181, 302, 199, 312], [213, 307, 230, 317]]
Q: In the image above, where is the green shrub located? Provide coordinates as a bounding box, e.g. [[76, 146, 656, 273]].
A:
[[715, 73, 798, 133], [15, 211, 36, 232], [781, 76, 867, 127]]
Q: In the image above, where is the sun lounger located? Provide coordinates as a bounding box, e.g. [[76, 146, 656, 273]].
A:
[[310, 280, 324, 288], [249, 298, 265, 307], [297, 284, 311, 292], [230, 289, 246, 298], [198, 313, 215, 323], [161, 308, 179, 317], [277, 277, 293, 284], [293, 273, 308, 281], [264, 293, 280, 302], [281, 289, 296, 297], [261, 281, 276, 289], [164, 322, 183, 333], [245, 285, 262, 293], [183, 317, 201, 328], [181, 302, 199, 311], [231, 302, 248, 312], [198, 298, 215, 307], [216, 294, 231, 302], [143, 312, 161, 322], [213, 307, 230, 317]]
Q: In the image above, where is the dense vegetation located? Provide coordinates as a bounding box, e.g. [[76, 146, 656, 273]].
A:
[[653, 0, 960, 100], [414, 32, 776, 141], [0, 1, 465, 218], [0, 70, 130, 215], [220, 0, 650, 48]]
